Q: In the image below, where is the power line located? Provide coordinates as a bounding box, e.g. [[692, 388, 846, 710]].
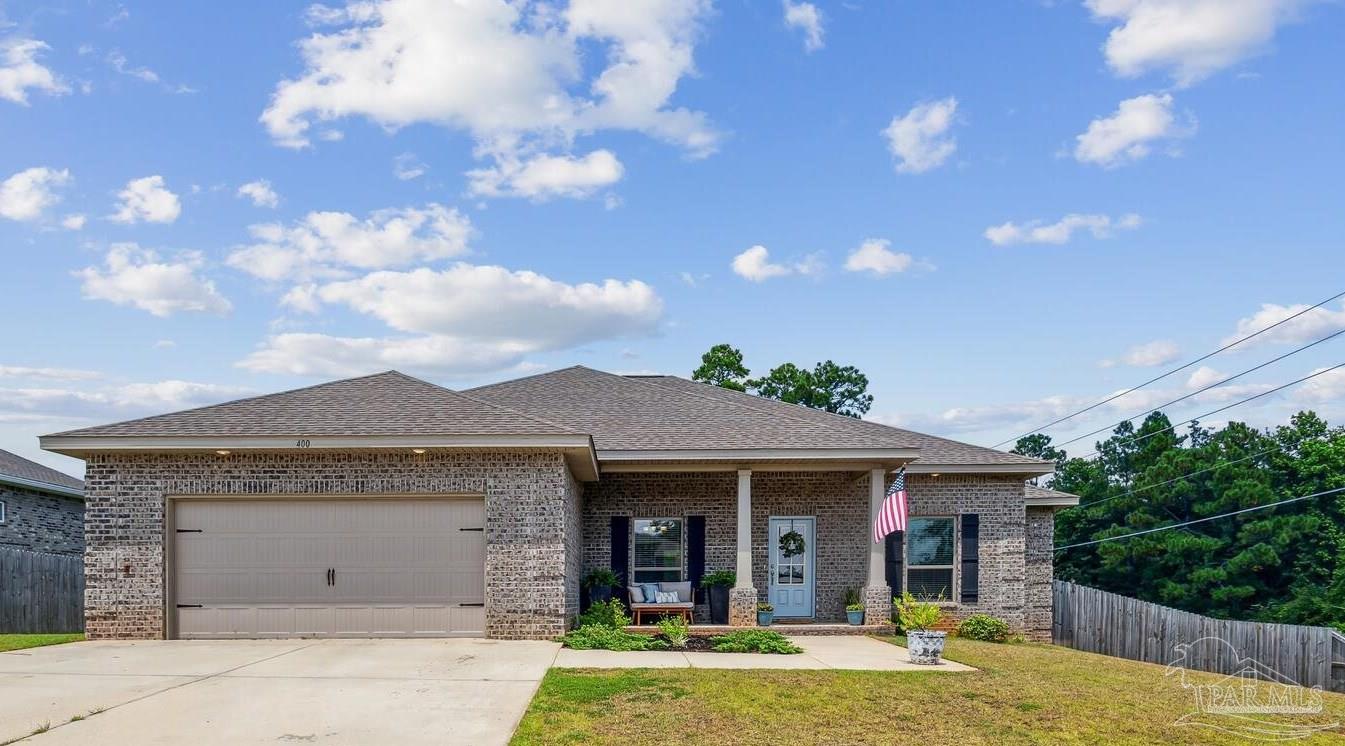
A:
[[1054, 485, 1345, 551], [1065, 447, 1279, 510], [991, 288, 1345, 448], [1074, 362, 1345, 461], [1053, 327, 1345, 450]]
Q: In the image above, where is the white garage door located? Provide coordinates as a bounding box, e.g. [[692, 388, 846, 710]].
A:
[[173, 498, 485, 639]]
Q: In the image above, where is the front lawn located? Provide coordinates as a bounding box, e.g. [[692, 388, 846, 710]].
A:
[[512, 636, 1345, 745], [0, 633, 84, 652]]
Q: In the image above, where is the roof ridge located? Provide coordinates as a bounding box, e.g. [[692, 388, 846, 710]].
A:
[[466, 365, 587, 394], [604, 371, 862, 434], [45, 370, 404, 438], [638, 375, 1047, 467], [402, 372, 585, 435]]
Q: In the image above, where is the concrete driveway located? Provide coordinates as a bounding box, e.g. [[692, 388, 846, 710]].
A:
[[0, 638, 560, 745]]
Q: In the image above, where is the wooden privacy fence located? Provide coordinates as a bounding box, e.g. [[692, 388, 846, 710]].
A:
[[0, 546, 84, 633], [1054, 580, 1345, 693]]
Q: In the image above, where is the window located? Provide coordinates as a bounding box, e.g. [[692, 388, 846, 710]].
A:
[[0, 500, 5, 523], [906, 517, 955, 601], [633, 518, 682, 583]]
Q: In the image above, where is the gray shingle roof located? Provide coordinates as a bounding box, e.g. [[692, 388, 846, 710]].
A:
[[1025, 484, 1080, 501], [47, 371, 580, 438], [0, 449, 83, 492]]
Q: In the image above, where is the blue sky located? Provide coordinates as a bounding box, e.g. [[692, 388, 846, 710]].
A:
[[2, 0, 1343, 477]]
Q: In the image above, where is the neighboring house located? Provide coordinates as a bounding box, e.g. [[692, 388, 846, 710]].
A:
[[0, 449, 85, 556], [40, 367, 1075, 642]]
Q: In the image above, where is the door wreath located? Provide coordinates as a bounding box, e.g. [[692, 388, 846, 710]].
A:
[[779, 529, 806, 557]]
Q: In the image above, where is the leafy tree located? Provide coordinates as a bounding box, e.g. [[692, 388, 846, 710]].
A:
[[691, 343, 750, 392], [748, 360, 874, 417], [1012, 434, 1067, 468]]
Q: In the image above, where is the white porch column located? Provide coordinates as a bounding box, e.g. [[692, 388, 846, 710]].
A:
[[735, 469, 752, 586], [868, 467, 886, 586], [730, 469, 757, 626]]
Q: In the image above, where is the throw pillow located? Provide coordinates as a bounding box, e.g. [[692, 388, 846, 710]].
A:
[[628, 585, 645, 603], [640, 583, 660, 604], [655, 591, 679, 604]]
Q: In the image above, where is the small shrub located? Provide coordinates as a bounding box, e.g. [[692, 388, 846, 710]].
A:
[[709, 630, 802, 654], [657, 615, 690, 648], [895, 592, 942, 633], [576, 598, 631, 630], [842, 587, 862, 608], [700, 569, 736, 587], [958, 613, 1011, 643], [562, 624, 668, 651], [582, 568, 619, 589], [756, 602, 774, 612]]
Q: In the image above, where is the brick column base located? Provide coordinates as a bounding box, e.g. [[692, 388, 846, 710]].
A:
[[729, 587, 758, 626], [864, 585, 893, 626]]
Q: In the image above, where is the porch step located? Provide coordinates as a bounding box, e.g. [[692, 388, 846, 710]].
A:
[[624, 623, 895, 637]]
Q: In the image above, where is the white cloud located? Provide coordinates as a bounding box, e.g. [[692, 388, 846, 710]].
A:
[[61, 213, 86, 230], [106, 49, 158, 83], [260, 0, 717, 192], [76, 243, 232, 317], [0, 38, 69, 105], [882, 97, 958, 174], [1086, 0, 1311, 87], [1223, 301, 1345, 347], [1074, 93, 1193, 167], [393, 153, 427, 181], [1114, 339, 1182, 367], [985, 212, 1142, 246], [1296, 367, 1345, 404], [0, 380, 251, 421], [110, 175, 182, 224], [467, 149, 624, 200], [237, 179, 280, 208], [731, 245, 822, 282], [241, 263, 663, 378], [226, 203, 472, 281], [843, 238, 912, 276], [0, 365, 101, 381], [0, 166, 70, 221], [783, 0, 824, 52], [1186, 365, 1225, 389]]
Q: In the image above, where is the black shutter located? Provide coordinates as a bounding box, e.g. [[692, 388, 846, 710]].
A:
[[611, 516, 630, 587], [961, 514, 979, 604], [884, 530, 904, 596], [687, 515, 706, 604]]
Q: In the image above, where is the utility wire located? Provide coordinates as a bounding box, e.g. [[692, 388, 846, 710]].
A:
[[1073, 362, 1345, 461], [1064, 447, 1279, 510], [1053, 327, 1345, 450], [991, 288, 1345, 448], [1054, 486, 1345, 551]]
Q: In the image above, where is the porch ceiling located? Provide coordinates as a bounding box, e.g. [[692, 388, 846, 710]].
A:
[[595, 447, 920, 474]]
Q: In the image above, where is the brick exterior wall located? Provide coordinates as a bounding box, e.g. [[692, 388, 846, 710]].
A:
[[580, 471, 1054, 637], [0, 483, 84, 556], [1025, 506, 1056, 642], [81, 450, 578, 641]]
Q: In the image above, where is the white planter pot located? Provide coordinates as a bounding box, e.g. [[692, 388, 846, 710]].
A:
[[907, 630, 946, 665]]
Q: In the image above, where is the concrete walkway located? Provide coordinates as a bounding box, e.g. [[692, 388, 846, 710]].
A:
[[0, 638, 560, 745], [554, 635, 975, 671]]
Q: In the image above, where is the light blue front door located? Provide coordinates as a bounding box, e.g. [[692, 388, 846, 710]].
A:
[[768, 516, 815, 618]]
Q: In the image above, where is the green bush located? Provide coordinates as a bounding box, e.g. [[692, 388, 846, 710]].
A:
[[709, 630, 802, 654], [561, 624, 668, 651], [577, 599, 630, 630], [699, 569, 736, 587], [895, 592, 942, 633], [582, 568, 619, 589], [656, 616, 690, 648], [957, 613, 1011, 643]]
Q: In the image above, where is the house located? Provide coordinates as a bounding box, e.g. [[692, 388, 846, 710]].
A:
[[0, 448, 85, 556], [39, 366, 1075, 642]]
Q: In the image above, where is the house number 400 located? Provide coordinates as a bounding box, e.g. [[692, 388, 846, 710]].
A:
[[295, 439, 311, 448]]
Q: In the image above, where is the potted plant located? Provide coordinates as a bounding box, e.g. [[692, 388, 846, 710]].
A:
[[700, 569, 736, 625], [582, 568, 619, 606], [756, 602, 774, 627], [843, 587, 864, 625], [896, 592, 945, 664]]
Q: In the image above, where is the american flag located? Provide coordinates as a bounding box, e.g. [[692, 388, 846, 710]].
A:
[[872, 467, 908, 543]]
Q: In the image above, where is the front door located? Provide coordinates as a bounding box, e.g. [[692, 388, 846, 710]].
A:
[[768, 516, 815, 618]]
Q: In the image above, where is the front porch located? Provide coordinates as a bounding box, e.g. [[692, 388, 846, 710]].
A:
[[624, 622, 894, 636], [582, 465, 902, 627]]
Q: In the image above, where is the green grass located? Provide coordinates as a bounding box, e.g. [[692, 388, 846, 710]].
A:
[[512, 636, 1345, 745], [0, 633, 84, 652]]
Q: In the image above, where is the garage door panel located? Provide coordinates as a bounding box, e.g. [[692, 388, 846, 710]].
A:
[[175, 498, 485, 638]]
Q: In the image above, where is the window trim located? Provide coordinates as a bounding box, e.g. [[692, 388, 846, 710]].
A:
[[631, 516, 684, 583], [904, 515, 958, 604], [0, 499, 5, 523]]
